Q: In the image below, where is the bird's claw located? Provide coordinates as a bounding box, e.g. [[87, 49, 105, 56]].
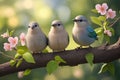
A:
[[75, 46, 82, 50]]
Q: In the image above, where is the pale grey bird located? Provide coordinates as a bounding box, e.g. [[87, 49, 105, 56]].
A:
[[72, 15, 97, 47], [18, 22, 48, 78], [26, 21, 48, 53], [48, 20, 69, 52]]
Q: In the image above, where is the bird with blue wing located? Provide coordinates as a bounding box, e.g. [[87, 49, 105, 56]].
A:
[[72, 15, 98, 48]]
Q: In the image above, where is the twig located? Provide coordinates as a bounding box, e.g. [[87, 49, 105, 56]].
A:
[[109, 17, 120, 27], [0, 51, 14, 59]]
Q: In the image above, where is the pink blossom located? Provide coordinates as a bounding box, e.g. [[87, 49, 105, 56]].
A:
[[95, 3, 108, 15], [20, 33, 26, 46], [4, 43, 12, 51], [1, 32, 9, 38], [106, 9, 116, 19], [8, 37, 18, 47], [104, 30, 112, 37]]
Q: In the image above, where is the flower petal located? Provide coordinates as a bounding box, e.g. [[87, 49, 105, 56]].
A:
[[1, 33, 9, 38], [20, 33, 25, 39], [14, 37, 18, 44], [21, 40, 25, 46], [20, 33, 26, 46], [102, 3, 108, 10], [106, 9, 116, 19], [8, 37, 18, 47], [101, 10, 107, 15], [8, 37, 14, 43], [4, 43, 12, 51], [95, 3, 108, 15], [95, 4, 101, 10], [104, 30, 112, 37]]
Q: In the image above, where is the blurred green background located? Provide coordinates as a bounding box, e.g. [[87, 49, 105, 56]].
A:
[[0, 0, 120, 80]]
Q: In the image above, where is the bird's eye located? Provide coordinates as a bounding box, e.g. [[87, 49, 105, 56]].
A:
[[79, 19, 83, 22], [34, 24, 37, 27], [57, 24, 61, 26]]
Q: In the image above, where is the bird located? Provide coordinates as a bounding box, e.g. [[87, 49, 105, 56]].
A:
[[26, 21, 48, 53], [72, 15, 97, 48], [48, 20, 69, 52], [18, 21, 48, 78]]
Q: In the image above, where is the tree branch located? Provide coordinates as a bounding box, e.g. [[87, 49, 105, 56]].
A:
[[0, 38, 120, 77]]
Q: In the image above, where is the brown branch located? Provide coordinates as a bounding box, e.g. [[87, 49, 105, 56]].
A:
[[109, 17, 120, 27], [0, 38, 120, 77]]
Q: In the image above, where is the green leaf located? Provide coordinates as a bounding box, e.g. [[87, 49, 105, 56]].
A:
[[103, 21, 109, 27], [107, 63, 115, 75], [46, 60, 59, 74], [42, 49, 48, 53], [55, 56, 66, 63], [109, 28, 114, 36], [85, 53, 94, 66], [98, 33, 104, 44], [17, 49, 25, 55], [17, 46, 29, 55], [23, 52, 35, 63], [23, 69, 31, 76], [98, 63, 115, 75], [90, 16, 102, 26], [98, 16, 106, 21], [95, 27, 103, 35], [98, 64, 108, 74], [6, 29, 9, 36], [104, 35, 110, 43], [91, 9, 98, 13], [10, 60, 16, 66], [14, 53, 22, 59], [9, 30, 14, 36], [17, 46, 28, 52], [16, 59, 23, 67]]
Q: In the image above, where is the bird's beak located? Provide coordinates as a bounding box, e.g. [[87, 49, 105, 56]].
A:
[[51, 24, 56, 27], [31, 26, 35, 29], [72, 19, 77, 22]]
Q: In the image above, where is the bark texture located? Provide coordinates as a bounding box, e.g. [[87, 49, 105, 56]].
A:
[[0, 38, 120, 77]]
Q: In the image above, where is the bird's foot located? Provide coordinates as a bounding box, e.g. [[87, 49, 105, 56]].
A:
[[75, 46, 82, 50]]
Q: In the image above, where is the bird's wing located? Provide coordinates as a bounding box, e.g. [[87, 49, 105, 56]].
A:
[[86, 26, 98, 40]]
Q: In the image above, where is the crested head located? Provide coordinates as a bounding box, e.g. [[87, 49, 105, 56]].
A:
[[75, 15, 86, 19], [27, 21, 41, 33], [28, 21, 39, 29], [51, 20, 63, 27], [73, 15, 89, 27], [73, 15, 88, 22], [51, 20, 64, 30]]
